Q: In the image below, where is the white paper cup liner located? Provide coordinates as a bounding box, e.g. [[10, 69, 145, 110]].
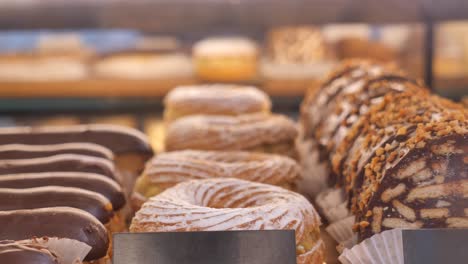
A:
[[338, 229, 404, 264], [295, 137, 330, 197], [20, 237, 91, 264], [315, 187, 350, 222], [340, 234, 358, 251], [326, 215, 355, 243]]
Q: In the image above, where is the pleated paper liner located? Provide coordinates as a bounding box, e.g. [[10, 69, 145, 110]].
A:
[[339, 229, 404, 264], [295, 137, 330, 197], [325, 216, 356, 244], [20, 237, 91, 264], [315, 187, 350, 222]]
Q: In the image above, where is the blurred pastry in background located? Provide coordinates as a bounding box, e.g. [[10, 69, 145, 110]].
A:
[[0, 33, 93, 82], [193, 37, 258, 82], [163, 84, 271, 122], [93, 51, 194, 80], [266, 26, 330, 64], [135, 36, 181, 52], [0, 53, 88, 82], [334, 37, 398, 62], [37, 33, 94, 59], [261, 26, 335, 95]]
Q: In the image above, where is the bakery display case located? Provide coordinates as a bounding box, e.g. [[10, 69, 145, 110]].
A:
[[0, 1, 466, 264]]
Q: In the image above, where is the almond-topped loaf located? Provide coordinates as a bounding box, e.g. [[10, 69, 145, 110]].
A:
[[165, 113, 298, 158], [131, 150, 300, 210], [299, 60, 467, 242], [164, 84, 271, 122], [131, 178, 325, 264], [339, 91, 467, 239], [298, 59, 419, 196]]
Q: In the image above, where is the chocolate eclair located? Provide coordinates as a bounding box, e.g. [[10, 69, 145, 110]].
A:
[[0, 124, 154, 196], [0, 125, 152, 156], [0, 186, 113, 223], [0, 240, 58, 264], [0, 172, 125, 210], [0, 143, 113, 160], [0, 154, 116, 180], [0, 207, 109, 261]]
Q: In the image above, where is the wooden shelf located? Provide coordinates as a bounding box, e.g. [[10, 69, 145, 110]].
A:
[[0, 78, 196, 98]]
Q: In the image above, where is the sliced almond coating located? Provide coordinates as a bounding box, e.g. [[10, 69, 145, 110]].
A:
[[420, 208, 449, 219], [392, 200, 416, 221], [446, 217, 468, 228], [372, 207, 383, 233], [406, 180, 468, 202], [382, 218, 423, 229], [394, 158, 426, 179], [381, 183, 406, 202]]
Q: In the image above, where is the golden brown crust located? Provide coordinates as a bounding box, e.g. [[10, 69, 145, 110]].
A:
[[132, 150, 300, 208], [164, 84, 271, 122], [165, 113, 298, 152], [131, 178, 324, 264]]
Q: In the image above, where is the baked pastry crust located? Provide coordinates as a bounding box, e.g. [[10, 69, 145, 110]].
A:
[[165, 113, 298, 157], [131, 178, 324, 264], [132, 150, 300, 209], [164, 84, 271, 122]]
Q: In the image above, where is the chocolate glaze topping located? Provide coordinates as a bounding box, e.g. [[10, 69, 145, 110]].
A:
[[0, 186, 114, 223], [0, 154, 116, 180], [0, 207, 109, 261], [0, 241, 58, 264], [0, 172, 125, 210], [0, 124, 153, 156], [0, 143, 114, 160]]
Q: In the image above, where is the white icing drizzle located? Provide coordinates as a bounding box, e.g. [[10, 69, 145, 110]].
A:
[[165, 113, 298, 151], [131, 178, 321, 261], [164, 84, 271, 116], [143, 150, 299, 187]]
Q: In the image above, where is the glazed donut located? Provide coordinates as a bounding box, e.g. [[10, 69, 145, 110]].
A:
[[130, 178, 325, 264], [165, 113, 298, 158], [164, 84, 271, 122], [132, 150, 300, 209]]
